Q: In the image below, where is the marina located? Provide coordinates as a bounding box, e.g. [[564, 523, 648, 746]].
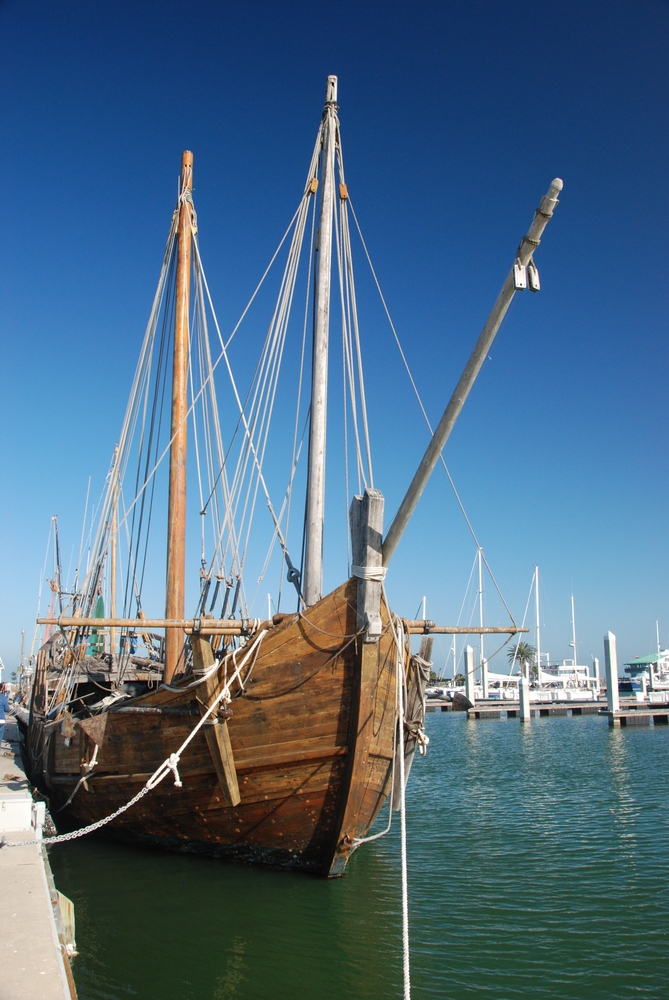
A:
[[2, 4, 667, 998]]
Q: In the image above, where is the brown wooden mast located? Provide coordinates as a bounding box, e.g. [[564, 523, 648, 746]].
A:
[[165, 150, 194, 682]]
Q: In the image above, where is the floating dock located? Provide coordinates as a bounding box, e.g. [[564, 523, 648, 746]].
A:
[[424, 697, 604, 718], [468, 700, 602, 719], [0, 718, 77, 999], [606, 706, 669, 727]]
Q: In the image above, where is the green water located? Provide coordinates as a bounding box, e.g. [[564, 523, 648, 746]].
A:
[[49, 713, 669, 999]]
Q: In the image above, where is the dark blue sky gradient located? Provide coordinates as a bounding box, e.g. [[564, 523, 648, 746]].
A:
[[1, 0, 667, 672]]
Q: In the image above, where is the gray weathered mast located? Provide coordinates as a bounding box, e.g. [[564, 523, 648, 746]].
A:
[[303, 75, 338, 606]]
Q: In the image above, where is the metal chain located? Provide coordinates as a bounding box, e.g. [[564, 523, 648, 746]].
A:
[[1, 786, 151, 849]]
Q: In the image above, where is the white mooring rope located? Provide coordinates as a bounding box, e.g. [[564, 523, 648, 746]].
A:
[[396, 615, 412, 1000]]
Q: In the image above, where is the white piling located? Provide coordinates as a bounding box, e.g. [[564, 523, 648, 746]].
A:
[[519, 667, 531, 722], [593, 656, 600, 694], [465, 645, 475, 705], [482, 658, 489, 699], [603, 632, 620, 714]]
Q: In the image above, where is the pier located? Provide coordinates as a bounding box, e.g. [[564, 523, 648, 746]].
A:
[[468, 701, 602, 719], [0, 718, 77, 999]]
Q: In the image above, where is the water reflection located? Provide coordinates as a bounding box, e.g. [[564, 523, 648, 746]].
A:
[[49, 714, 669, 1000]]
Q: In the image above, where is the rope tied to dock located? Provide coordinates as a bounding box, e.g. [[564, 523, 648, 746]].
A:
[[1, 631, 267, 851], [348, 587, 412, 999]]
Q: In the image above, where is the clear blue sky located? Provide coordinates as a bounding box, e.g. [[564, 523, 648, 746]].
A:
[[1, 0, 667, 675]]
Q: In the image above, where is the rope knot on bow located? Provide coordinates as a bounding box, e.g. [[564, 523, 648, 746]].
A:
[[167, 753, 182, 788]]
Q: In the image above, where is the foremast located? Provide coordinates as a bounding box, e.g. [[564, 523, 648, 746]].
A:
[[165, 151, 194, 681], [303, 76, 338, 607]]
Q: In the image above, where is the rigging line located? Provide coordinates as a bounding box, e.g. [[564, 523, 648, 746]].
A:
[[195, 268, 244, 587], [337, 146, 374, 487], [342, 281, 351, 573], [198, 303, 224, 575], [280, 178, 317, 611], [126, 242, 176, 615], [253, 413, 310, 594], [459, 550, 480, 627], [195, 244, 300, 589], [74, 476, 91, 597], [187, 265, 206, 562], [113, 189, 312, 543], [82, 215, 178, 608], [237, 203, 310, 580], [208, 201, 307, 593], [205, 203, 313, 591], [194, 190, 308, 544], [339, 193, 363, 498], [333, 192, 367, 493], [348, 197, 517, 627], [224, 183, 315, 351], [508, 577, 533, 675], [341, 202, 362, 498]]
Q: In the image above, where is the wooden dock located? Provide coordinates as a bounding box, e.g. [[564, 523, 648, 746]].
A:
[[0, 718, 77, 999], [423, 698, 605, 718], [467, 701, 602, 719], [606, 706, 669, 727]]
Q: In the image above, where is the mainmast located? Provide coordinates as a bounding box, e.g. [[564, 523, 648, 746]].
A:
[[165, 150, 194, 682], [535, 565, 541, 680], [570, 593, 577, 667], [303, 76, 338, 607]]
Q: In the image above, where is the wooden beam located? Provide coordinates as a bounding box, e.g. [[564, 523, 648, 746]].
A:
[[37, 616, 272, 634], [190, 636, 241, 808], [402, 621, 529, 635]]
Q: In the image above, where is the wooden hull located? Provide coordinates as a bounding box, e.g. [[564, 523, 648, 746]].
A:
[[29, 580, 401, 875]]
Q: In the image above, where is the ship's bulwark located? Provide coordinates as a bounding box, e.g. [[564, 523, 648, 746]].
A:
[[36, 580, 402, 876]]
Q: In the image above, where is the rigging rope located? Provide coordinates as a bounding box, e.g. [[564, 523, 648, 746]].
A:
[[347, 198, 516, 627]]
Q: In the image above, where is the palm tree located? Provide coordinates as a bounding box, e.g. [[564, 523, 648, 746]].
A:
[[508, 641, 537, 677]]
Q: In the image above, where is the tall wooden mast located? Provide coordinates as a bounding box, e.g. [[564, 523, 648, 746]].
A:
[[165, 150, 194, 682], [303, 76, 337, 607]]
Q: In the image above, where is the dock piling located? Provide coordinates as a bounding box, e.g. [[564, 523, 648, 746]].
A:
[[465, 645, 475, 706], [519, 669, 531, 722], [604, 632, 620, 715]]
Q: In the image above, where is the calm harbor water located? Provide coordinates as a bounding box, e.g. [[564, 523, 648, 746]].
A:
[[49, 713, 669, 999]]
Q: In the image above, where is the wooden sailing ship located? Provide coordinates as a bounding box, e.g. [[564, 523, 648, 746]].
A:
[[25, 77, 560, 875]]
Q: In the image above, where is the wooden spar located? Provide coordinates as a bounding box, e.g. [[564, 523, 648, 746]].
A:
[[191, 636, 241, 807], [382, 178, 564, 567], [401, 621, 530, 635], [109, 445, 118, 661], [165, 151, 194, 682], [303, 76, 337, 607], [37, 616, 272, 633], [36, 616, 526, 635]]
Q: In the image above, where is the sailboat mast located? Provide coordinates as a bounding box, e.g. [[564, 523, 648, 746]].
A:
[[110, 445, 118, 662], [303, 76, 337, 607], [571, 593, 577, 667], [165, 150, 194, 682], [478, 548, 484, 677], [535, 565, 541, 680]]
